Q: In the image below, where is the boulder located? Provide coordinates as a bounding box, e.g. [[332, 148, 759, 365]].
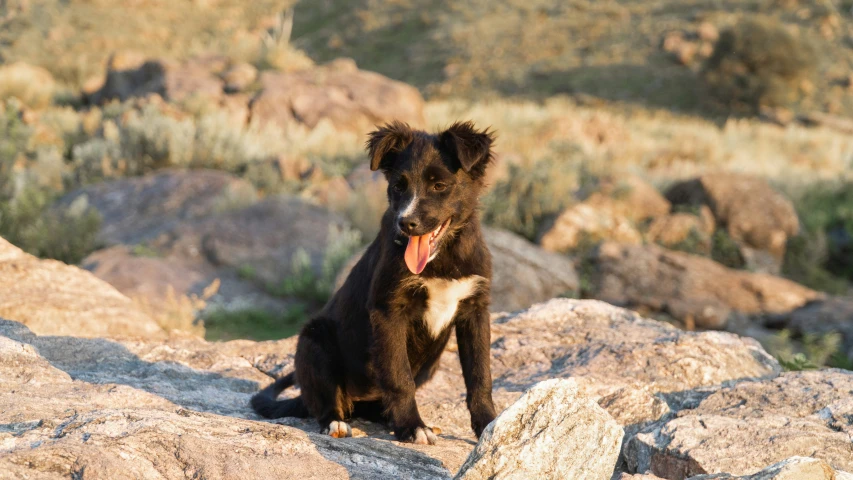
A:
[[484, 228, 580, 311], [0, 61, 56, 108], [58, 169, 259, 246], [250, 62, 426, 133], [0, 237, 164, 338], [0, 299, 783, 478], [625, 370, 853, 478], [163, 195, 358, 287], [455, 379, 623, 480], [645, 206, 715, 254], [222, 62, 259, 93], [82, 246, 293, 320], [539, 175, 669, 253], [335, 228, 579, 313], [623, 457, 846, 479], [666, 174, 799, 273], [89, 54, 227, 104], [66, 171, 358, 318], [590, 242, 821, 329]]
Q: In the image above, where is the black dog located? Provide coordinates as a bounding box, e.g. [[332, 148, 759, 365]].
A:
[[251, 120, 497, 445]]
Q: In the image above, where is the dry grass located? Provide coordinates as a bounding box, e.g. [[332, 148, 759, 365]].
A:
[[131, 280, 219, 337], [425, 98, 853, 188]]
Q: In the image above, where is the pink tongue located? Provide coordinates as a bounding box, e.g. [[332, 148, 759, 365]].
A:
[[404, 234, 431, 274]]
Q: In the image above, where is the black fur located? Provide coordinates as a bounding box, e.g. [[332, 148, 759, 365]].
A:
[[251, 121, 497, 443]]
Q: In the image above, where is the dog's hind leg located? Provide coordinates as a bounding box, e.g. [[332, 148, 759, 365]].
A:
[[295, 318, 353, 438]]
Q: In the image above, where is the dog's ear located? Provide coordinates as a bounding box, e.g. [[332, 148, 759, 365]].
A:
[[366, 121, 414, 171], [439, 121, 494, 178]]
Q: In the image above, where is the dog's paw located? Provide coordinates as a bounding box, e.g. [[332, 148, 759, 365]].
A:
[[395, 425, 438, 445], [321, 420, 352, 438], [471, 412, 496, 439]]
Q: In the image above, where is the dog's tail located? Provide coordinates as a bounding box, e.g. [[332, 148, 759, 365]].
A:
[[250, 372, 310, 419]]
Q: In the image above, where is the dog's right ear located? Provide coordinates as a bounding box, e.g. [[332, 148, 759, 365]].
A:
[[366, 121, 414, 171]]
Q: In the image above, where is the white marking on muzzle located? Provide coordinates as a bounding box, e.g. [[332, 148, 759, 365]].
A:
[[398, 194, 418, 220]]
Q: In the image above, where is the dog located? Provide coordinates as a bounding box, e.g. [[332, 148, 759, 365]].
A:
[[251, 120, 497, 445]]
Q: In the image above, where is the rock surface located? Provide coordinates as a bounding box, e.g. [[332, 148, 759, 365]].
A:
[[591, 242, 821, 329], [539, 175, 670, 253], [89, 54, 228, 104], [59, 169, 259, 247], [336, 228, 581, 313], [621, 457, 848, 479], [645, 206, 715, 254], [250, 61, 426, 133], [71, 171, 356, 315], [456, 378, 623, 480], [666, 174, 799, 273], [625, 370, 853, 478], [0, 299, 784, 478], [0, 237, 164, 338]]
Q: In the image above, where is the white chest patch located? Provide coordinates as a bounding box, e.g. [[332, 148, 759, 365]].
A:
[[421, 276, 484, 338]]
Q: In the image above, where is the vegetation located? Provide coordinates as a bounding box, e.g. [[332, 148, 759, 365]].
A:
[[702, 16, 819, 113], [203, 304, 307, 341], [2, 0, 853, 347], [765, 329, 853, 371]]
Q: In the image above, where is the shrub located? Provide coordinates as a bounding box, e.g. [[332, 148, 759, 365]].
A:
[[701, 16, 819, 113], [271, 226, 363, 304], [764, 329, 851, 371], [70, 102, 290, 186], [482, 159, 583, 240], [0, 188, 102, 265], [783, 181, 853, 289], [202, 304, 307, 341]]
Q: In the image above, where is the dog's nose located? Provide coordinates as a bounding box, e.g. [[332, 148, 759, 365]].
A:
[[398, 217, 419, 234]]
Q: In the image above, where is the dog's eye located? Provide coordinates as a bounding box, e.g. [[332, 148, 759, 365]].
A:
[[392, 181, 406, 193], [433, 183, 447, 192]]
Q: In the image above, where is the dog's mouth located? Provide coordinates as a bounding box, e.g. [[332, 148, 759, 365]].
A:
[[404, 218, 451, 274]]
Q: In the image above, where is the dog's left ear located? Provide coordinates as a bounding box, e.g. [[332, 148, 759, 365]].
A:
[[439, 121, 494, 178]]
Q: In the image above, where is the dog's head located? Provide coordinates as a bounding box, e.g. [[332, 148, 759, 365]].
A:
[[366, 120, 494, 275]]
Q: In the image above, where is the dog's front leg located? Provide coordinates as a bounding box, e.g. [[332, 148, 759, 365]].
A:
[[455, 302, 497, 438], [370, 308, 437, 445]]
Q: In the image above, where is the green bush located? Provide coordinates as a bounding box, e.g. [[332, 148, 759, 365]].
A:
[[702, 16, 819, 113], [270, 226, 363, 304], [202, 304, 307, 341], [0, 188, 102, 264], [783, 182, 853, 289], [764, 329, 852, 371]]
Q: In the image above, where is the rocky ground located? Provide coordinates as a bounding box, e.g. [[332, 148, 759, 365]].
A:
[[2, 238, 853, 478]]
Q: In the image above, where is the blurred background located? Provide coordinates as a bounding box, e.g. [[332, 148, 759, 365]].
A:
[[1, 0, 852, 370]]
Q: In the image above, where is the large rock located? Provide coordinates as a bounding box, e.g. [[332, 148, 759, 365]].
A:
[[539, 175, 669, 253], [0, 61, 56, 108], [591, 242, 821, 329], [163, 195, 357, 287], [456, 379, 623, 480], [88, 54, 227, 104], [666, 174, 800, 273], [645, 206, 715, 254], [335, 227, 579, 313], [0, 299, 782, 478], [68, 171, 351, 316], [250, 60, 426, 133], [622, 457, 848, 479], [625, 370, 853, 478], [0, 237, 164, 339], [59, 169, 259, 246]]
